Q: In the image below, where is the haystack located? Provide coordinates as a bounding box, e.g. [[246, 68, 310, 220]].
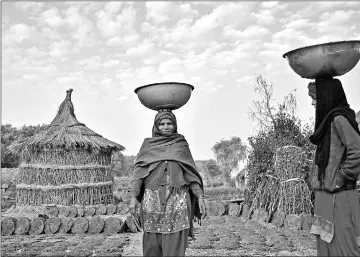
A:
[[249, 145, 313, 217], [8, 89, 125, 207]]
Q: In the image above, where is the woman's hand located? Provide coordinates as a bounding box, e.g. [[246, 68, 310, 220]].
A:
[[198, 197, 207, 219], [129, 196, 138, 215]]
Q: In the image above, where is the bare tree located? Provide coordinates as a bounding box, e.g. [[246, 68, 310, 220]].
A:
[[249, 75, 297, 131]]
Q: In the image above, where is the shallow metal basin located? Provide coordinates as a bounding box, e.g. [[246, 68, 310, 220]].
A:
[[283, 40, 360, 79], [134, 82, 194, 111]]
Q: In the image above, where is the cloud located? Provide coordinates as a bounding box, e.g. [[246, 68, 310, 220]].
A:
[[3, 23, 37, 45], [63, 6, 97, 47], [154, 2, 255, 48], [106, 33, 140, 47], [283, 19, 313, 30], [212, 50, 250, 69], [273, 28, 308, 43], [115, 6, 137, 30], [210, 83, 224, 92], [14, 2, 45, 14], [96, 4, 137, 38], [145, 2, 171, 24], [236, 76, 255, 87], [103, 60, 120, 68], [125, 40, 155, 56], [49, 40, 71, 58], [100, 78, 112, 85], [260, 1, 279, 9], [259, 42, 292, 58], [251, 9, 276, 25], [23, 74, 41, 80], [56, 76, 84, 85], [179, 3, 200, 17], [316, 10, 356, 35], [2, 14, 11, 30], [158, 58, 183, 74], [25, 46, 47, 58], [39, 7, 65, 28], [224, 25, 271, 40], [104, 2, 123, 13], [77, 56, 102, 70], [116, 96, 128, 101]]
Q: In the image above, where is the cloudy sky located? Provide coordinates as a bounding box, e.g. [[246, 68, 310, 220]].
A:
[[2, 1, 360, 160]]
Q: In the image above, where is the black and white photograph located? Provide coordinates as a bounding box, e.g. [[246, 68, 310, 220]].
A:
[[2, 1, 360, 256]]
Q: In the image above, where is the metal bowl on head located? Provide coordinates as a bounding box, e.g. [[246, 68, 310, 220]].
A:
[[134, 82, 194, 111], [283, 40, 360, 79]]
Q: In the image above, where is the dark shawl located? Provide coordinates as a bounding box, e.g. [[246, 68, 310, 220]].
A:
[[132, 110, 204, 236], [309, 78, 360, 184]]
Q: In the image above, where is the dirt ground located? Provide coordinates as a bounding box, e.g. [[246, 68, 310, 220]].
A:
[[1, 215, 316, 257]]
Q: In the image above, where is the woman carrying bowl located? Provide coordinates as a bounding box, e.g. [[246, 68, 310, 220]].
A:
[[306, 78, 360, 256], [129, 109, 207, 257]]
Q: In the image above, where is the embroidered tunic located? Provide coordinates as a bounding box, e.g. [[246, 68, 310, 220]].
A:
[[131, 160, 203, 234]]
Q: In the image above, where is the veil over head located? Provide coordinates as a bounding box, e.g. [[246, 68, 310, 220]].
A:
[[152, 109, 178, 137]]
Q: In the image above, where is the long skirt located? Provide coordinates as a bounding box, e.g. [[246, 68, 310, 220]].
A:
[[314, 189, 360, 256]]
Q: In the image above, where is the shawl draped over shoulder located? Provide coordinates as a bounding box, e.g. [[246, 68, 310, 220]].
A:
[[132, 133, 204, 226]]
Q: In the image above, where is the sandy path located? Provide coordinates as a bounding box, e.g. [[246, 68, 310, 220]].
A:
[[121, 232, 143, 256]]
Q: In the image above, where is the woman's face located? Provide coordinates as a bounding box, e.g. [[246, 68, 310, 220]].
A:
[[158, 118, 174, 135], [311, 98, 316, 108]]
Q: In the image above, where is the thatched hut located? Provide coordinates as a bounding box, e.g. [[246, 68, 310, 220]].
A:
[[8, 89, 125, 207], [356, 110, 360, 127]]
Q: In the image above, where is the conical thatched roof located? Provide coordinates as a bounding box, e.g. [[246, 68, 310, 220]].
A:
[[356, 110, 360, 125], [8, 89, 125, 155]]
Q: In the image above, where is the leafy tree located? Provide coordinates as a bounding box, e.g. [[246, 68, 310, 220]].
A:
[[211, 137, 247, 186], [205, 159, 221, 178], [111, 151, 124, 176], [1, 123, 48, 168], [113, 155, 136, 177]]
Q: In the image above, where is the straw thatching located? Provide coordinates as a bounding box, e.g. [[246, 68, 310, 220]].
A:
[[7, 89, 125, 207], [356, 110, 360, 126]]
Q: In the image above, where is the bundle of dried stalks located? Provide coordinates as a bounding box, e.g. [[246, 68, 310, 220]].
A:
[[7, 89, 124, 208], [250, 145, 312, 216], [16, 184, 113, 206]]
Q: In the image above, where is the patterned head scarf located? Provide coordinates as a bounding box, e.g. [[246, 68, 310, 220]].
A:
[[308, 82, 316, 99], [152, 109, 178, 137]]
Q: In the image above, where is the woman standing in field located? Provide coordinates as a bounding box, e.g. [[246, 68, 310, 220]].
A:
[[129, 109, 207, 257], [307, 78, 360, 256]]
